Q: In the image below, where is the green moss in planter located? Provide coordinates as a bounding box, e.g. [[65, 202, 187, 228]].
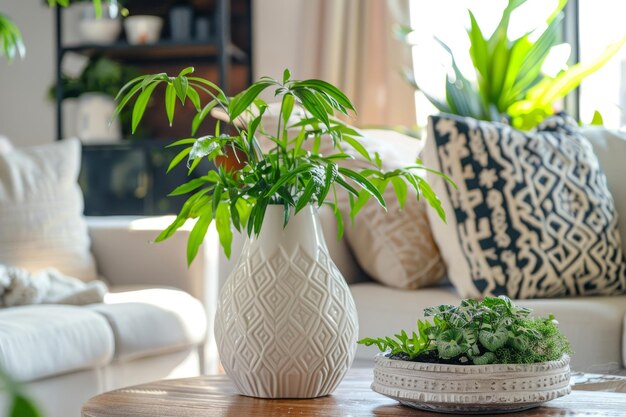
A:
[[358, 296, 572, 365]]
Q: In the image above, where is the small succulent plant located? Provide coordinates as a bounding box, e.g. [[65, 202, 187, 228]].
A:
[[358, 296, 571, 365]]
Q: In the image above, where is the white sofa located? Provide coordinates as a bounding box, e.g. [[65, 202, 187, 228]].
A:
[[0, 217, 212, 417], [344, 127, 626, 375], [216, 126, 626, 375]]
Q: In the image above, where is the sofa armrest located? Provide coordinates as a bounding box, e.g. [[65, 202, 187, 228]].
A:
[[87, 216, 225, 373], [87, 216, 219, 301]]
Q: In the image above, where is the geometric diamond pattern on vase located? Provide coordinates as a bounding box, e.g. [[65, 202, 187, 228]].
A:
[[424, 112, 626, 299], [214, 205, 359, 398]]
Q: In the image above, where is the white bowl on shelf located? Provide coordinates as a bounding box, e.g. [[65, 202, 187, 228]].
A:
[[76, 2, 121, 44], [124, 16, 163, 45]]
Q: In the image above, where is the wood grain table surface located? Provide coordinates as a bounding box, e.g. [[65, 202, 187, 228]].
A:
[[82, 368, 626, 417]]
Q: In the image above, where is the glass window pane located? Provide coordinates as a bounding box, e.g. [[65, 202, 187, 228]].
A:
[[408, 0, 564, 127], [579, 0, 626, 127]]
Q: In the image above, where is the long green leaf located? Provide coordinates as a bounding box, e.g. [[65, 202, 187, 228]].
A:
[[166, 138, 197, 148], [165, 83, 176, 126], [10, 394, 42, 417], [390, 176, 408, 209], [192, 100, 219, 135], [280, 93, 295, 128], [215, 202, 233, 258], [167, 147, 191, 173], [533, 35, 626, 107], [342, 135, 372, 162], [112, 81, 143, 121], [132, 81, 160, 133], [293, 79, 356, 112], [295, 180, 316, 213], [187, 86, 202, 111], [168, 177, 209, 196], [266, 164, 313, 197], [173, 76, 189, 105], [228, 80, 274, 121], [187, 207, 213, 265], [338, 168, 386, 208], [293, 88, 330, 128], [155, 189, 208, 242]]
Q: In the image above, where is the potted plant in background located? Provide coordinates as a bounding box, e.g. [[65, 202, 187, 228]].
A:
[[113, 67, 450, 398], [359, 296, 572, 413], [401, 0, 626, 130], [50, 56, 139, 141], [71, 0, 123, 44]]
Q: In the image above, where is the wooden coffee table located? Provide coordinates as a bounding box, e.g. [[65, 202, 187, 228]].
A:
[[82, 369, 626, 417]]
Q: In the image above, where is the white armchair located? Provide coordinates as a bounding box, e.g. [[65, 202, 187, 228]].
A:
[[0, 217, 213, 417]]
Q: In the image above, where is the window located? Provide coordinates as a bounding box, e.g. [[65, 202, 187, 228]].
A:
[[408, 0, 625, 128], [578, 0, 626, 128]]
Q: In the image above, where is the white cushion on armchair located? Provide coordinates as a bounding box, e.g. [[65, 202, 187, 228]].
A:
[[0, 138, 97, 281], [88, 286, 206, 362], [0, 305, 114, 382]]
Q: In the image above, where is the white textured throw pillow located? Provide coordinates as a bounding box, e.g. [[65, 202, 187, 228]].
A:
[[318, 129, 446, 289], [0, 139, 97, 281], [337, 130, 446, 289]]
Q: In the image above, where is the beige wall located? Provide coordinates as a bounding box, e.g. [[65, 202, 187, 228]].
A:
[[0, 2, 56, 146], [252, 0, 304, 80]]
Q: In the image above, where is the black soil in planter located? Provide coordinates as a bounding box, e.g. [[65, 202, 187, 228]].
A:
[[389, 350, 477, 365]]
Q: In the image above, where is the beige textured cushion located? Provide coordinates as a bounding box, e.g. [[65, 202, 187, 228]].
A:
[[336, 130, 446, 289], [0, 139, 97, 281]]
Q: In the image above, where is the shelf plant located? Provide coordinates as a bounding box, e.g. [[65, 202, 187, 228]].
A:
[[402, 0, 626, 130], [113, 67, 451, 263], [1, 1, 103, 62], [358, 296, 571, 365]]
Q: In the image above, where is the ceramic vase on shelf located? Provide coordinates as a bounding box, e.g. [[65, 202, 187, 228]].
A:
[[76, 93, 121, 143], [214, 204, 358, 399]]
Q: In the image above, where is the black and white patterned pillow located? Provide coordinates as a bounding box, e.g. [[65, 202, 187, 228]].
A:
[[424, 113, 626, 299]]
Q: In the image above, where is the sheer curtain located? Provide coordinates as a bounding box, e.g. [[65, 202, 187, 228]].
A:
[[293, 0, 415, 128]]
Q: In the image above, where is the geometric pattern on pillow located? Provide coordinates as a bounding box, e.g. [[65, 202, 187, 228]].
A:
[[341, 183, 446, 289], [424, 113, 626, 298], [326, 130, 447, 289]]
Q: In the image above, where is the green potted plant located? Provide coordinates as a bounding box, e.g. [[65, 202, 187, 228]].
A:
[[402, 0, 626, 130], [359, 296, 572, 413], [113, 67, 449, 399]]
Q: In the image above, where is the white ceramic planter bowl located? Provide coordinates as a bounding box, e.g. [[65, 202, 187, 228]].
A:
[[79, 18, 121, 44], [124, 16, 163, 45], [372, 354, 571, 414]]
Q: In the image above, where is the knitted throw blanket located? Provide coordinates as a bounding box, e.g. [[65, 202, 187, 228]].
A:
[[0, 265, 107, 307]]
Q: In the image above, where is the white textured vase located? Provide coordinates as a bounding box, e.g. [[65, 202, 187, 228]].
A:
[[214, 205, 359, 398]]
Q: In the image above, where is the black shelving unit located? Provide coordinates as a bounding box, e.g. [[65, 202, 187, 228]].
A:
[[53, 0, 252, 216]]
